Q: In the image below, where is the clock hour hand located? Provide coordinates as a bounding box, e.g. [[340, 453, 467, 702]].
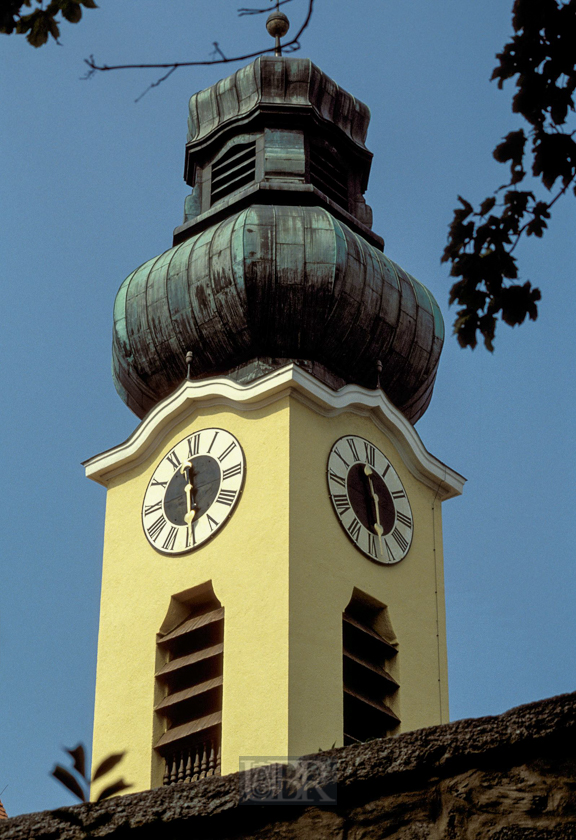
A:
[[364, 464, 384, 555]]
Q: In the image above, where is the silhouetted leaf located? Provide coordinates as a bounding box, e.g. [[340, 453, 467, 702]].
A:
[[51, 764, 87, 802], [456, 196, 474, 217], [66, 744, 86, 780], [493, 130, 526, 166], [61, 0, 82, 23], [27, 11, 50, 46], [95, 779, 132, 802], [479, 197, 496, 216], [92, 752, 125, 783], [500, 282, 541, 326]]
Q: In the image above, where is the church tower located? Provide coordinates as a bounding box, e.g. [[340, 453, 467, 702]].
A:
[[85, 20, 464, 794]]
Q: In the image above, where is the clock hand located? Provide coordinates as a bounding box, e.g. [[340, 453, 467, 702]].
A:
[[364, 464, 384, 555], [180, 460, 196, 538]]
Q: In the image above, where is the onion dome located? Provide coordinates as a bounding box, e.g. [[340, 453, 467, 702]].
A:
[[112, 55, 444, 424]]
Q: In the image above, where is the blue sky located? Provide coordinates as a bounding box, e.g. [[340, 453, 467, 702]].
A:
[[1, 0, 575, 817]]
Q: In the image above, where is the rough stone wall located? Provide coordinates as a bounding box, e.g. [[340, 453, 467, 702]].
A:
[[2, 692, 576, 839]]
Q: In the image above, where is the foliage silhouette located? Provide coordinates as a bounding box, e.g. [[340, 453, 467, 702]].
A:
[[444, 0, 576, 350], [1, 0, 97, 47], [51, 744, 131, 803]]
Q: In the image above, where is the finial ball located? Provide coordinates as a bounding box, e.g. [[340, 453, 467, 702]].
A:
[[266, 10, 290, 39]]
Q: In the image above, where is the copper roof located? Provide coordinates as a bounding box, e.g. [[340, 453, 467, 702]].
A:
[[0, 799, 8, 819], [112, 205, 444, 423]]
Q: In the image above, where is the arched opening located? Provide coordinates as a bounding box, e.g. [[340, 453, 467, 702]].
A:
[[155, 582, 223, 784], [343, 588, 400, 744]]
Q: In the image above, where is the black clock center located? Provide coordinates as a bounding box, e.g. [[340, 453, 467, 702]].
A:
[[164, 455, 221, 526], [346, 463, 395, 535]]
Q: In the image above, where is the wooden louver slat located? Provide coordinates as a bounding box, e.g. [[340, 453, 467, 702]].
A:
[[157, 608, 224, 645], [344, 686, 400, 722], [154, 676, 223, 714], [155, 643, 223, 679], [343, 649, 399, 690], [342, 613, 398, 658], [155, 712, 222, 750]]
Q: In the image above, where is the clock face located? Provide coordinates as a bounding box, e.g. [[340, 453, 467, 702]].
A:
[[142, 428, 245, 555], [327, 435, 413, 565]]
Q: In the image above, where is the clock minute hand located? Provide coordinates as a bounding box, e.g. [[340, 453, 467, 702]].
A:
[[364, 464, 384, 555], [180, 460, 196, 538]]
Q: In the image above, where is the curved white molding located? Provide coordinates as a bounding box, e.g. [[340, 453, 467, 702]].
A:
[[83, 365, 465, 499]]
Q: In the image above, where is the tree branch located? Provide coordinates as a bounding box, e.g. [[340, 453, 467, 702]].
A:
[[238, 0, 293, 15], [84, 0, 314, 76]]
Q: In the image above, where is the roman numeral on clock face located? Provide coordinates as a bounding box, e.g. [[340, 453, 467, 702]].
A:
[[185, 523, 196, 547], [147, 515, 167, 542], [216, 488, 236, 507], [218, 441, 237, 462], [367, 532, 378, 556], [333, 447, 350, 469], [206, 514, 219, 532], [384, 541, 397, 564], [333, 494, 351, 515], [391, 528, 409, 553], [166, 451, 181, 471], [187, 433, 201, 457], [162, 527, 178, 552], [328, 469, 346, 488], [396, 511, 412, 528], [364, 442, 376, 467], [347, 438, 360, 461], [222, 463, 242, 480], [347, 517, 362, 542], [144, 500, 163, 516]]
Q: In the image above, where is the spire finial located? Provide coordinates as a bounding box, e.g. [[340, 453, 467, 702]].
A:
[[376, 360, 383, 390], [266, 3, 290, 57], [186, 350, 193, 380]]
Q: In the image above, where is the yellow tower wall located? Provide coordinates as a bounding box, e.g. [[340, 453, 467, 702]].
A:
[[287, 399, 450, 757], [86, 368, 462, 796]]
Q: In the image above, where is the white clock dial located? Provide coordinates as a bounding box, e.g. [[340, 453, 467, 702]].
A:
[[142, 428, 245, 555], [327, 435, 413, 565]]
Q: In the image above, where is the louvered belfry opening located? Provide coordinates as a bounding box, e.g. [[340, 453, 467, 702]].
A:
[[210, 140, 257, 206], [309, 141, 350, 211], [343, 592, 400, 745], [155, 592, 223, 785]]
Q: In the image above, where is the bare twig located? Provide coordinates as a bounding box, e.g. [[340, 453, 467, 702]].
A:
[[210, 42, 227, 61], [84, 0, 314, 79], [134, 65, 178, 103], [238, 0, 293, 15]]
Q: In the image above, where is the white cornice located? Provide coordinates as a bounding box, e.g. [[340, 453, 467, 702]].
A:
[[83, 365, 465, 500]]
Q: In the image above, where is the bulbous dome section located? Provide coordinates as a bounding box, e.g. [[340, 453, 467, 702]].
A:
[[112, 205, 443, 423]]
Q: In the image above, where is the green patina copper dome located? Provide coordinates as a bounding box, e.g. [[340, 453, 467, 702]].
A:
[[112, 56, 445, 423]]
